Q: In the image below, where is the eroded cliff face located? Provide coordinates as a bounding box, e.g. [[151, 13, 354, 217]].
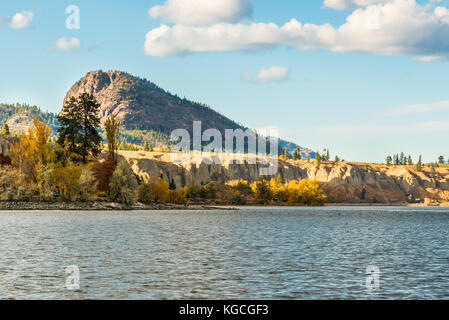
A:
[[119, 151, 449, 205]]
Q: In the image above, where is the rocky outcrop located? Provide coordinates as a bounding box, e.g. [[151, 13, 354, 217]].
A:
[[119, 151, 449, 205], [64, 70, 245, 133]]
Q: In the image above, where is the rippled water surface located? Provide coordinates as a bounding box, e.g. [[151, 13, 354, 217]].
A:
[[1, 206, 449, 299]]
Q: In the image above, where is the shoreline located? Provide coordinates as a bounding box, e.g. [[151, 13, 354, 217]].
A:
[[0, 201, 447, 211], [0, 201, 230, 211]]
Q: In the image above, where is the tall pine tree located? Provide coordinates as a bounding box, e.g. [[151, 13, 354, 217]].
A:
[[57, 93, 102, 163]]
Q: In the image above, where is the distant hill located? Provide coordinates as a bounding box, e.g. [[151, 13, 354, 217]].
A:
[[276, 139, 316, 159], [0, 103, 58, 134]]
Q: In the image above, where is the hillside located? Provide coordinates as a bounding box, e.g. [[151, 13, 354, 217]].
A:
[[0, 103, 58, 134], [64, 70, 244, 134], [64, 70, 315, 156]]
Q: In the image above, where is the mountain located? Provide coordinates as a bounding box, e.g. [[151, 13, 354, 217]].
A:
[[64, 70, 244, 134], [0, 70, 315, 157], [0, 103, 58, 134], [64, 70, 315, 156]]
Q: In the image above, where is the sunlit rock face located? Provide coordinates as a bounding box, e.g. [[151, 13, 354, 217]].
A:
[[117, 151, 449, 204]]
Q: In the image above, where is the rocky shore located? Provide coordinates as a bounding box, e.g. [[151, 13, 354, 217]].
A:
[[0, 201, 224, 211]]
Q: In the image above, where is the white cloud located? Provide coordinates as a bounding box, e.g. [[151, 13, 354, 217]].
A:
[[148, 0, 252, 26], [244, 66, 290, 83], [9, 11, 33, 29], [375, 99, 449, 117], [144, 0, 449, 61], [55, 37, 81, 52], [323, 0, 393, 10]]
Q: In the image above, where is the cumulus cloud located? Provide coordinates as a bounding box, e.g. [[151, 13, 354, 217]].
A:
[[243, 66, 290, 83], [9, 11, 33, 29], [55, 37, 81, 52], [148, 0, 252, 26], [144, 0, 449, 61], [375, 99, 449, 117]]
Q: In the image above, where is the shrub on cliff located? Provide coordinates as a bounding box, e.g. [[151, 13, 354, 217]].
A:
[[109, 160, 137, 205]]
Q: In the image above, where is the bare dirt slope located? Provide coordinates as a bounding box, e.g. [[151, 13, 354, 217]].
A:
[[119, 151, 449, 205]]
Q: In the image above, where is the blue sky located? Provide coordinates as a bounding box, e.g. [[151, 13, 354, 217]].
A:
[[1, 0, 449, 163]]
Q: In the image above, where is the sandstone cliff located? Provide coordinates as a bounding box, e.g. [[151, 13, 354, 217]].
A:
[[119, 151, 449, 205]]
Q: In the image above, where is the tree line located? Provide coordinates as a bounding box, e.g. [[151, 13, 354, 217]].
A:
[[385, 153, 447, 171]]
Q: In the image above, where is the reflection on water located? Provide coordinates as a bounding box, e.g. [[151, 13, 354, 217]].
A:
[[0, 206, 449, 299]]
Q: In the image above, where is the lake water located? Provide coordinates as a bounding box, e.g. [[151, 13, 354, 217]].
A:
[[0, 206, 448, 299]]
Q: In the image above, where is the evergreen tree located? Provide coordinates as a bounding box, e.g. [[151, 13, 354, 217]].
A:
[[393, 154, 399, 165], [57, 93, 102, 163], [292, 147, 301, 160], [416, 155, 423, 171], [438, 155, 444, 164], [400, 152, 405, 165], [169, 178, 176, 190], [407, 155, 413, 165], [386, 156, 392, 165], [283, 149, 289, 160], [316, 151, 321, 166]]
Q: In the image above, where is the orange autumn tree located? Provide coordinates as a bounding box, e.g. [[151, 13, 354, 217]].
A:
[[10, 117, 54, 178]]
